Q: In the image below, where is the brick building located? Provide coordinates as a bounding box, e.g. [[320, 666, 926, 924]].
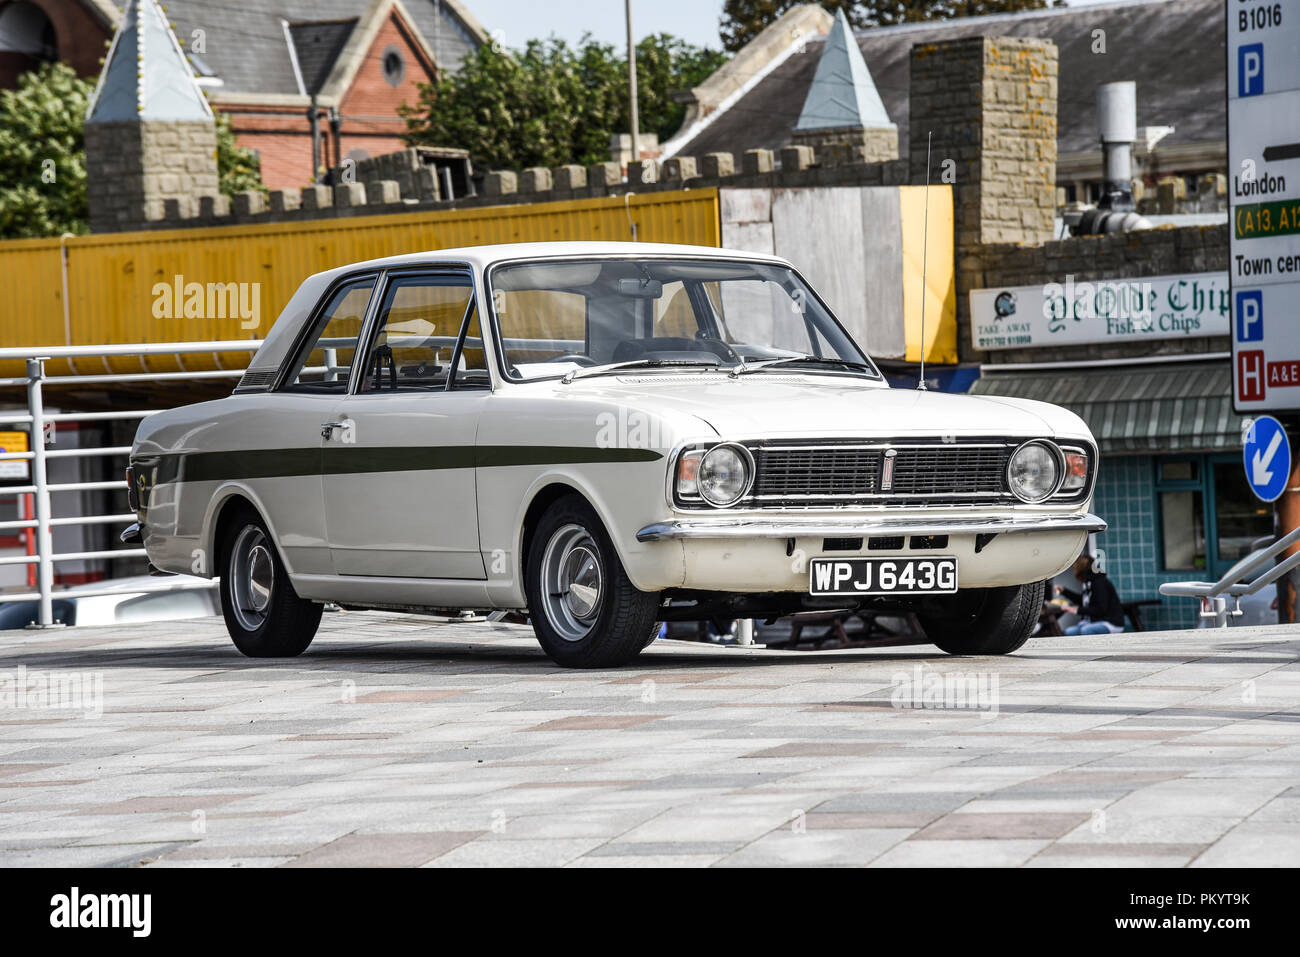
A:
[[0, 0, 116, 86], [174, 0, 488, 191], [0, 0, 486, 191]]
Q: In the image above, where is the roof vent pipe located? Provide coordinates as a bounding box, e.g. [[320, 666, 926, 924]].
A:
[[1097, 81, 1137, 211], [1066, 81, 1152, 234]]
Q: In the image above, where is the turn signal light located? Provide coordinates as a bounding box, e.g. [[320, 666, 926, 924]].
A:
[[1061, 451, 1089, 492], [675, 450, 702, 499]]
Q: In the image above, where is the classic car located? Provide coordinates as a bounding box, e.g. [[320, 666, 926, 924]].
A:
[[123, 241, 1105, 668]]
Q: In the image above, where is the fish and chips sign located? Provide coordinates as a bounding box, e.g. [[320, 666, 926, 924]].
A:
[[970, 272, 1231, 350]]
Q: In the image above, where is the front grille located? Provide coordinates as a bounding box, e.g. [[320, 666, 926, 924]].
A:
[[752, 447, 881, 499], [748, 441, 1013, 506], [888, 446, 1009, 496]]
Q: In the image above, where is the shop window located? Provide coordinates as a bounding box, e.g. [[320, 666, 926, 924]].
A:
[[1155, 454, 1273, 576], [1159, 487, 1205, 570], [1212, 460, 1273, 565]]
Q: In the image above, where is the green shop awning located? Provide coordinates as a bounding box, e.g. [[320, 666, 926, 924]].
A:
[[969, 361, 1244, 454]]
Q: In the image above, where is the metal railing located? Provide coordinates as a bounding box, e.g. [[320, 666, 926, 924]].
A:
[[0, 341, 262, 627], [1159, 528, 1300, 627]]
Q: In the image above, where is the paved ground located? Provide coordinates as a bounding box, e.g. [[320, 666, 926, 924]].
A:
[[0, 612, 1298, 867]]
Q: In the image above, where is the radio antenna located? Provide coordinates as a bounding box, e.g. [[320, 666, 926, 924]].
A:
[[917, 130, 932, 391]]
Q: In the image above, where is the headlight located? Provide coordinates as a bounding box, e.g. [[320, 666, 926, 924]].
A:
[[678, 443, 752, 507], [1007, 440, 1061, 503]]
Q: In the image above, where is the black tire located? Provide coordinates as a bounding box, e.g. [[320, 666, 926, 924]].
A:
[[218, 505, 322, 657], [920, 579, 1046, 656], [525, 494, 660, 668]]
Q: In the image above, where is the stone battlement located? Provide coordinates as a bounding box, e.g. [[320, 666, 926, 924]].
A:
[[128, 145, 913, 232]]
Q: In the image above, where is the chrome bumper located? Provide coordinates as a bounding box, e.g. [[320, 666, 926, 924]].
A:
[[635, 512, 1106, 543]]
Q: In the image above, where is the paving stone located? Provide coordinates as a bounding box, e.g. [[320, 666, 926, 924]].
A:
[[1, 614, 1298, 866], [283, 831, 481, 867]]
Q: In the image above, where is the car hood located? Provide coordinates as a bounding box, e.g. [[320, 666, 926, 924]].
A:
[[568, 373, 1086, 440]]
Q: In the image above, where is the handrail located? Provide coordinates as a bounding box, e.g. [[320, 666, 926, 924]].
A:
[[0, 340, 262, 360], [0, 347, 259, 626], [1159, 528, 1300, 627]]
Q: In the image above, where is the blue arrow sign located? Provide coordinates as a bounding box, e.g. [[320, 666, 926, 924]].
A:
[[1243, 415, 1291, 503]]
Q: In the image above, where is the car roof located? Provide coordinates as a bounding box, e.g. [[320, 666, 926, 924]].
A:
[[324, 241, 793, 274], [243, 242, 797, 380]]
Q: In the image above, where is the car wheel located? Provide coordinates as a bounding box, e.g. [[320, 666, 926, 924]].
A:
[[920, 579, 1046, 656], [218, 506, 322, 657], [525, 495, 660, 668]]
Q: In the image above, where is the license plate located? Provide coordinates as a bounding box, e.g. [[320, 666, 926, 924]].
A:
[[809, 557, 958, 596]]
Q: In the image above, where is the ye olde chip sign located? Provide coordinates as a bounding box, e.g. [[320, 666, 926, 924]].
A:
[[1230, 0, 1300, 410], [969, 273, 1230, 351]]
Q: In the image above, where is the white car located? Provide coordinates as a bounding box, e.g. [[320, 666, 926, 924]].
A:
[[0, 575, 218, 630], [124, 242, 1104, 667]]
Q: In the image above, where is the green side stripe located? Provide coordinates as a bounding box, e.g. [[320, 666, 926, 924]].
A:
[[141, 445, 662, 484]]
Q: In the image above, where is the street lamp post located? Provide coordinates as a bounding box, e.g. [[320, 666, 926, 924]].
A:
[[626, 0, 640, 168]]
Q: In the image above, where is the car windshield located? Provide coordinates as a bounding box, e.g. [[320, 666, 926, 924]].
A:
[[487, 257, 878, 381]]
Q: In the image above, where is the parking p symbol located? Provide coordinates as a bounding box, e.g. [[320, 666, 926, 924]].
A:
[[1236, 290, 1263, 342], [1239, 44, 1264, 97]]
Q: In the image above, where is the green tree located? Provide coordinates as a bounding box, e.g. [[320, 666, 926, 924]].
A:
[[401, 33, 729, 171], [720, 0, 1065, 52], [216, 112, 266, 198], [0, 62, 92, 239], [636, 35, 730, 142], [0, 62, 262, 239]]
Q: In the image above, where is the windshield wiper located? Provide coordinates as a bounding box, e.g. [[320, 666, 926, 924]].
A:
[[560, 358, 720, 384], [728, 355, 876, 377]]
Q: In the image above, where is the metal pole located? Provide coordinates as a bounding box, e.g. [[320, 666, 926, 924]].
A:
[[25, 358, 56, 628], [1276, 415, 1300, 623], [626, 0, 640, 168], [736, 618, 755, 646]]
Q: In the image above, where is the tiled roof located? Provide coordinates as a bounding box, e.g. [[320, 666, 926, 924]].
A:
[[288, 19, 359, 95], [87, 0, 212, 123], [109, 0, 483, 97], [972, 362, 1242, 453], [675, 0, 1224, 159], [795, 8, 893, 132]]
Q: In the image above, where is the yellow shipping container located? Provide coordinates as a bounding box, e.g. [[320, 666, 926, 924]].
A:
[[0, 189, 721, 378]]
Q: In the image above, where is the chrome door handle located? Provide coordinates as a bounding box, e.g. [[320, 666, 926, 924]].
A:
[[321, 422, 345, 439]]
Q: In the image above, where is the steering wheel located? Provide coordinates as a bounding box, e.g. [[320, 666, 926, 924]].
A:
[[543, 354, 599, 367]]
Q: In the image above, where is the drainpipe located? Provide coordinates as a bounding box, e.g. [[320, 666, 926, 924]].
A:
[[58, 233, 73, 346], [329, 106, 342, 171], [308, 98, 321, 182]]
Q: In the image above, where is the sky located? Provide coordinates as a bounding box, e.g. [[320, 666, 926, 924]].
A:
[[466, 0, 1134, 52], [467, 0, 728, 51]]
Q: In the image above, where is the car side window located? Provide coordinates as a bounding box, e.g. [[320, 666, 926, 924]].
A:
[[281, 278, 376, 393], [359, 273, 477, 393], [450, 304, 490, 390]]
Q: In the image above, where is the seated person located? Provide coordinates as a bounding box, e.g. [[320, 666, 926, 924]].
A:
[[1054, 552, 1126, 635]]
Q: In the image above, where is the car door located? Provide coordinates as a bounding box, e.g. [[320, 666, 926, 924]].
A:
[[322, 268, 490, 579], [262, 274, 378, 575]]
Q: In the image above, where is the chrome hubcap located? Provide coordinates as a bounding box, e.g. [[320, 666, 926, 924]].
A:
[[230, 525, 274, 631], [541, 524, 604, 642]]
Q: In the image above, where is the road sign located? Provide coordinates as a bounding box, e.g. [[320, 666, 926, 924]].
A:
[[1243, 415, 1291, 502], [0, 430, 28, 481], [1229, 0, 1300, 412]]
